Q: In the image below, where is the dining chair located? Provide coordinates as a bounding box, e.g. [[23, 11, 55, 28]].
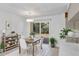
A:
[[39, 37, 44, 49], [34, 37, 44, 51], [19, 37, 31, 54]]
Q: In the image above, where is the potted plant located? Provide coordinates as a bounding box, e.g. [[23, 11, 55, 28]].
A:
[[0, 42, 4, 53], [59, 28, 72, 39], [30, 32, 35, 38], [49, 37, 59, 55], [49, 37, 57, 48]]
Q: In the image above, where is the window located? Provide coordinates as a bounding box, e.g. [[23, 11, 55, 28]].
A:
[[41, 23, 49, 34], [33, 23, 40, 34], [32, 22, 49, 34]]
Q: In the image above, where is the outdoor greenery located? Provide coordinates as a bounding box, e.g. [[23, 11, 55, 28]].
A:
[[33, 23, 49, 34], [41, 23, 49, 34], [0, 42, 4, 49], [33, 23, 40, 34], [30, 32, 35, 37]]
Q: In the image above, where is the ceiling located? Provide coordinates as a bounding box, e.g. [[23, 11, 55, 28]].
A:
[[0, 3, 68, 18]]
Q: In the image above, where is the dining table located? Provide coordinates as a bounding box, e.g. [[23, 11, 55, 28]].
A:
[[25, 38, 41, 56]]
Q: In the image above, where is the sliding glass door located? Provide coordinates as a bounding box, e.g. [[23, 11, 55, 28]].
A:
[[33, 23, 40, 34], [41, 23, 49, 34], [31, 22, 49, 35]]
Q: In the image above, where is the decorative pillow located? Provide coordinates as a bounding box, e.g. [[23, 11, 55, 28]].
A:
[[68, 32, 74, 37]]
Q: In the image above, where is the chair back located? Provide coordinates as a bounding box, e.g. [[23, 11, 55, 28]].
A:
[[19, 38, 27, 49], [40, 37, 43, 45]]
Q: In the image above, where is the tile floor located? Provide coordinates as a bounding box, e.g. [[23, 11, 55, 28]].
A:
[[0, 44, 59, 56], [2, 40, 79, 56]]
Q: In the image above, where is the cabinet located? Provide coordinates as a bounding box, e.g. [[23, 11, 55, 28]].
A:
[[2, 34, 19, 52]]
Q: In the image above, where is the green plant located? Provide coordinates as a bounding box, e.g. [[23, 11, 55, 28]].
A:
[[30, 32, 35, 37], [49, 37, 57, 47], [59, 33, 66, 39], [59, 28, 72, 39], [0, 42, 4, 49]]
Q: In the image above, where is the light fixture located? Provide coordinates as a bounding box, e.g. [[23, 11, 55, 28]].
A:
[[26, 19, 34, 22], [65, 12, 68, 18]]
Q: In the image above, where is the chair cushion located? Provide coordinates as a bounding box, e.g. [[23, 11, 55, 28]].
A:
[[43, 38, 49, 44]]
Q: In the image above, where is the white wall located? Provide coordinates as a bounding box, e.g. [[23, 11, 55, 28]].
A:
[[25, 22, 31, 37], [50, 13, 65, 46], [50, 13, 65, 39], [0, 11, 26, 43]]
